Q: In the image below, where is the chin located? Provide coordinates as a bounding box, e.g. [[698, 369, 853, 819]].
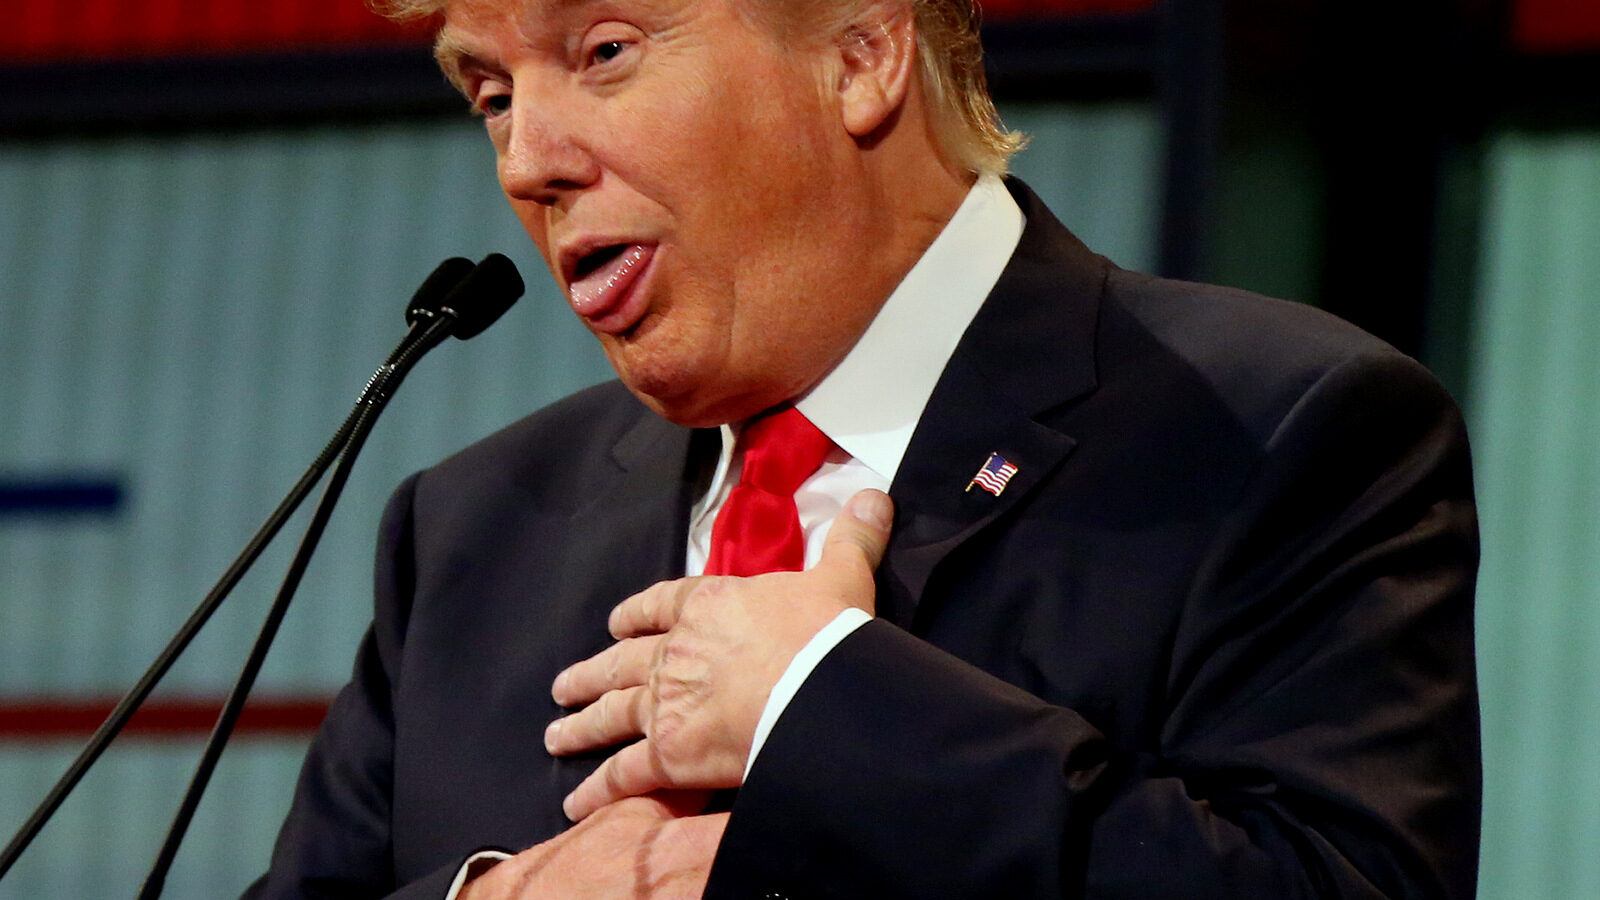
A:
[[605, 336, 798, 427], [620, 374, 778, 429], [604, 341, 729, 426], [628, 391, 725, 428], [613, 363, 714, 426]]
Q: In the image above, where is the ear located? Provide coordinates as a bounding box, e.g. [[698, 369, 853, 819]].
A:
[[835, 2, 917, 138]]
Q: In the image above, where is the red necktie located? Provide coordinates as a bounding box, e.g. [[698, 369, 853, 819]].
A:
[[704, 407, 835, 577]]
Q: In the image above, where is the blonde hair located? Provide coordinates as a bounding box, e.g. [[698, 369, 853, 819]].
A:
[[377, 0, 1023, 175], [902, 0, 1026, 174]]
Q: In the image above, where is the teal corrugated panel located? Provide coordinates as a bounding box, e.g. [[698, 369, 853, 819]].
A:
[[1001, 101, 1163, 272], [0, 742, 305, 898], [1471, 129, 1600, 900]]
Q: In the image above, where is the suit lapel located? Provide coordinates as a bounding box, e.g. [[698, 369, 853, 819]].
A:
[[551, 409, 706, 655], [881, 181, 1109, 629]]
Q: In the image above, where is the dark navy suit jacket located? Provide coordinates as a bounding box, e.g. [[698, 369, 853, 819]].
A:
[[249, 182, 1480, 899]]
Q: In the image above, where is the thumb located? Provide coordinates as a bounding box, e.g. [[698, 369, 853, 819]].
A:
[[820, 489, 894, 581]]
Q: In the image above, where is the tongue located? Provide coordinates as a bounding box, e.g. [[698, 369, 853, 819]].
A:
[[569, 244, 651, 317]]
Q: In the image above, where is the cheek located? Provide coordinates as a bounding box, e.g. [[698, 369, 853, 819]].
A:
[[598, 84, 723, 196], [509, 202, 556, 271]]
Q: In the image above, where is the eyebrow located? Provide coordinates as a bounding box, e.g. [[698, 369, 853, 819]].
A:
[[432, 29, 475, 94], [433, 0, 604, 89]]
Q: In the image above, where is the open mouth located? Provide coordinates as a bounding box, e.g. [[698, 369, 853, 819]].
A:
[[572, 244, 629, 283], [565, 242, 657, 331]]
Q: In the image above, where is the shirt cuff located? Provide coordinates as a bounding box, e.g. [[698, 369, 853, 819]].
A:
[[744, 607, 873, 780], [444, 850, 513, 899]]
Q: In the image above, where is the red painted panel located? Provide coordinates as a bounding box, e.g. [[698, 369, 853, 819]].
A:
[[0, 0, 434, 63], [0, 696, 330, 741], [0, 0, 1159, 64], [1514, 0, 1600, 53]]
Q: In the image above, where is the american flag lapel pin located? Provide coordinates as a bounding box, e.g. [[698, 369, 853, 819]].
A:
[[966, 452, 1019, 496]]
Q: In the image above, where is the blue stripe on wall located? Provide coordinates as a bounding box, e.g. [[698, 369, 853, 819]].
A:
[[0, 476, 123, 516]]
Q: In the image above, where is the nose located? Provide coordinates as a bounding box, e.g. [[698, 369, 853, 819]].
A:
[[497, 89, 601, 208]]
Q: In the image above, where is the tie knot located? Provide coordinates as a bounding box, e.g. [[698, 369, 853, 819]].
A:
[[738, 407, 834, 496]]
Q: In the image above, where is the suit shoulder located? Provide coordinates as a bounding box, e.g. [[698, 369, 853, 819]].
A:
[[1098, 270, 1458, 439], [1107, 270, 1393, 367], [413, 380, 651, 506]]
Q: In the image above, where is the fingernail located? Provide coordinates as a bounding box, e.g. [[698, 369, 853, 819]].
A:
[[562, 793, 578, 822], [544, 719, 563, 751], [847, 490, 892, 530], [551, 669, 569, 702]]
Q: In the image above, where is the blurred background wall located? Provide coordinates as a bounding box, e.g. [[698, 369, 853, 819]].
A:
[[0, 0, 1595, 896]]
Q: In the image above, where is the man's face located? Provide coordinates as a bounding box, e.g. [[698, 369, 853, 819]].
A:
[[439, 0, 888, 426]]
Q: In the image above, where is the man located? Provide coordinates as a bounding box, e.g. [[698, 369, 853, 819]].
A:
[[249, 0, 1481, 896]]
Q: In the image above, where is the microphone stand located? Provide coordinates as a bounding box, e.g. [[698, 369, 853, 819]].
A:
[[0, 258, 477, 885], [137, 311, 458, 899], [130, 252, 521, 896]]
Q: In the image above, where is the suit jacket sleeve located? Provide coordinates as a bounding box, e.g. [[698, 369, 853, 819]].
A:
[[706, 349, 1480, 899]]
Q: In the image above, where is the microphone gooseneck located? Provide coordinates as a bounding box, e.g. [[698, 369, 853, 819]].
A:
[[136, 255, 523, 899]]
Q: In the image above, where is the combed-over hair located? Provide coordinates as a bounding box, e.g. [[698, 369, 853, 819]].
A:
[[376, 0, 1023, 175]]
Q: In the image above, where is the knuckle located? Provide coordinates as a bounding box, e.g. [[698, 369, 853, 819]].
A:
[[649, 714, 682, 762], [637, 590, 659, 627], [660, 632, 692, 664], [649, 667, 677, 706], [687, 577, 727, 609], [602, 757, 628, 795], [596, 690, 621, 734], [646, 734, 674, 781], [630, 686, 652, 727]]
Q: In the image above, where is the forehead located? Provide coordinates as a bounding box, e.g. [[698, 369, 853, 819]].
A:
[[434, 0, 784, 56], [437, 0, 709, 79], [437, 0, 710, 42], [436, 0, 594, 52]]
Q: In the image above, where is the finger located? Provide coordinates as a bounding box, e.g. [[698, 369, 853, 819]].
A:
[[609, 578, 696, 638], [564, 740, 668, 821], [545, 684, 648, 756], [553, 634, 661, 706], [818, 489, 894, 587]]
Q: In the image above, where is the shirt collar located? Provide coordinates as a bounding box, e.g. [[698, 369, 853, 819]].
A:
[[794, 174, 1025, 482]]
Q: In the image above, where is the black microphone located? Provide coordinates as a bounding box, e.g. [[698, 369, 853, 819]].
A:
[[0, 255, 522, 888], [406, 255, 476, 327], [135, 254, 523, 899], [360, 253, 524, 409], [433, 252, 523, 339], [403, 253, 520, 338]]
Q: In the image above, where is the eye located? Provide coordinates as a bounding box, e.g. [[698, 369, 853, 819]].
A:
[[482, 93, 512, 116], [472, 84, 512, 119], [589, 40, 629, 66]]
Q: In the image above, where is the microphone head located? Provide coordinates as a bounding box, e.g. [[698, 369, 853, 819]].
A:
[[440, 253, 524, 339], [405, 257, 476, 326]]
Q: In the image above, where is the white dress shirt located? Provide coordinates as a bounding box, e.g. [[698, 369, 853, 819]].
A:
[[686, 174, 1025, 774], [446, 175, 1024, 898]]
